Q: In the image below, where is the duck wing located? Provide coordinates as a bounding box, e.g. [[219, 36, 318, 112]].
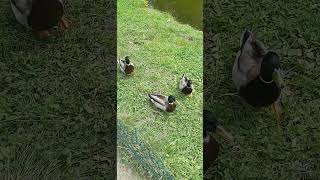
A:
[[118, 59, 126, 73], [11, 0, 35, 28], [11, 0, 33, 14], [233, 37, 267, 90], [179, 75, 188, 89], [58, 0, 64, 5], [148, 94, 167, 106]]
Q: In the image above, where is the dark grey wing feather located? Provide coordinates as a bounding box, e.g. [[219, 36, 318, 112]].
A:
[[11, 0, 33, 14], [148, 94, 166, 106]]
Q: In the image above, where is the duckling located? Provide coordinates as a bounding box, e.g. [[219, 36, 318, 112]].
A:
[[118, 56, 135, 75], [10, 0, 71, 38], [232, 30, 284, 121], [203, 109, 234, 173], [148, 94, 176, 112], [179, 74, 193, 95]]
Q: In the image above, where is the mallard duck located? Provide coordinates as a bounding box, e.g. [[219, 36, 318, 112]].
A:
[[118, 56, 134, 75], [10, 0, 71, 38], [148, 94, 176, 112], [232, 30, 284, 120], [203, 109, 234, 173], [179, 74, 193, 95]]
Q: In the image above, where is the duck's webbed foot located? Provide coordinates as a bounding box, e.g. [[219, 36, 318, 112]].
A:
[[58, 16, 71, 30], [37, 30, 50, 38], [271, 97, 285, 124]]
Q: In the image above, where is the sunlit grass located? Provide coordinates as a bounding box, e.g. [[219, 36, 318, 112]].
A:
[[117, 0, 203, 178]]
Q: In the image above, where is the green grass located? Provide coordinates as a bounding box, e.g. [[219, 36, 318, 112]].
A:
[[205, 0, 320, 179], [117, 0, 203, 179], [0, 0, 116, 178]]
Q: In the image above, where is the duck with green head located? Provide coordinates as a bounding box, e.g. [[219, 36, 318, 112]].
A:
[[148, 94, 176, 112], [232, 30, 284, 121], [10, 0, 71, 38]]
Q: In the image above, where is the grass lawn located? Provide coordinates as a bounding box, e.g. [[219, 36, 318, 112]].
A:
[[205, 0, 320, 179], [0, 0, 116, 178], [117, 0, 203, 179]]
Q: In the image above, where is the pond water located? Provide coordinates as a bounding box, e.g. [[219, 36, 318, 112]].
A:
[[148, 0, 203, 30]]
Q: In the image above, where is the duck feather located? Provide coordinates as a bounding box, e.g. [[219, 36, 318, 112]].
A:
[[179, 74, 188, 90], [118, 59, 126, 73], [148, 94, 167, 111], [10, 0, 64, 29], [10, 0, 32, 28], [232, 31, 268, 90]]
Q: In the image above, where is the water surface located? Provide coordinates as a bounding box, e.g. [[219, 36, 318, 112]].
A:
[[149, 0, 203, 30]]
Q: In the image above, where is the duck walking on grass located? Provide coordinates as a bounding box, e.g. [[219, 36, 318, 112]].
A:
[[203, 109, 234, 173], [10, 0, 71, 38], [148, 94, 176, 112], [179, 74, 193, 96], [232, 30, 285, 122], [118, 56, 135, 75]]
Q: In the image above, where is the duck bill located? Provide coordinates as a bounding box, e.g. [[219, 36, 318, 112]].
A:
[[273, 68, 284, 88], [215, 125, 234, 144]]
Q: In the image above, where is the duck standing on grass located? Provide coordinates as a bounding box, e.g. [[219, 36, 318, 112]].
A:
[[10, 0, 71, 38], [118, 56, 135, 75], [148, 94, 176, 112], [179, 74, 193, 96], [232, 30, 285, 121], [203, 109, 234, 173]]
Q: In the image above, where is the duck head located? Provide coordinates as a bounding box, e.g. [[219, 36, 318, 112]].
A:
[[260, 51, 284, 87], [168, 95, 176, 104], [187, 80, 192, 87], [125, 56, 130, 64], [28, 0, 64, 31], [204, 110, 234, 143]]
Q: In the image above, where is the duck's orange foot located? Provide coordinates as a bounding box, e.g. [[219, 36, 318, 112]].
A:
[[58, 16, 71, 30], [37, 30, 50, 38], [271, 100, 285, 125]]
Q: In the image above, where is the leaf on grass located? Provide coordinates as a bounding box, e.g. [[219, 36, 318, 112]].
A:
[[50, 104, 60, 110], [287, 49, 302, 56], [306, 51, 315, 59], [84, 103, 94, 114], [297, 38, 307, 47], [305, 62, 315, 70]]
